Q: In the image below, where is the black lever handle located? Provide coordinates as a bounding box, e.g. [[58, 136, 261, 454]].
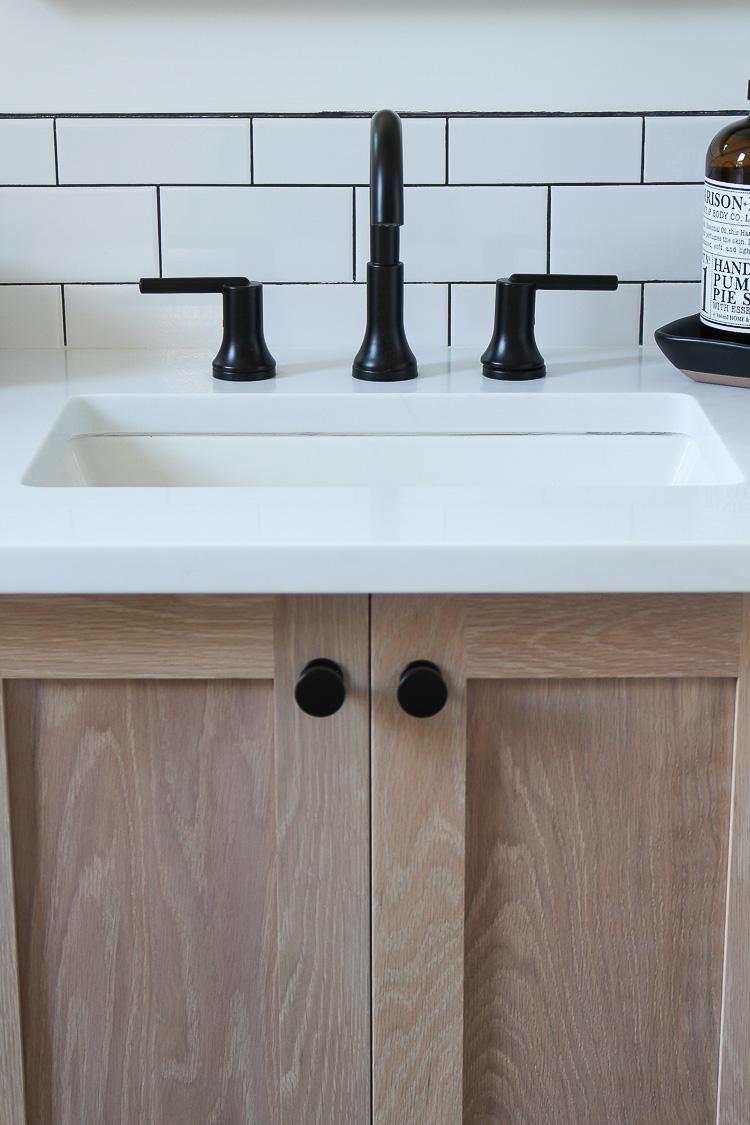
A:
[[139, 276, 276, 382], [481, 273, 619, 381], [294, 659, 346, 718], [397, 661, 448, 718], [507, 273, 618, 292]]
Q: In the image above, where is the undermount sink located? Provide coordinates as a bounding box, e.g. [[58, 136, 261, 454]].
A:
[[22, 391, 743, 489]]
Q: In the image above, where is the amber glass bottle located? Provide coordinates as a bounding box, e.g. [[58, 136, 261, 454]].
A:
[[701, 82, 750, 340]]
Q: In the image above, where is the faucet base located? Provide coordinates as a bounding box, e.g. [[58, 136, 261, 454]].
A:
[[352, 263, 418, 382], [352, 366, 418, 382]]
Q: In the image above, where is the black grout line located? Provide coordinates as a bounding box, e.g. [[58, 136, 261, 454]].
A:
[[416, 181, 703, 188], [546, 186, 552, 272], [352, 186, 357, 283], [447, 283, 452, 346], [1, 109, 744, 120], [249, 117, 254, 186], [638, 283, 645, 345], [52, 119, 60, 186], [7, 180, 705, 189], [60, 284, 67, 346], [444, 117, 449, 185], [156, 186, 163, 277], [640, 117, 646, 183]]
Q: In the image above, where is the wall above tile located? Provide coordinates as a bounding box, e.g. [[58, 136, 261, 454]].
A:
[[0, 3, 746, 114]]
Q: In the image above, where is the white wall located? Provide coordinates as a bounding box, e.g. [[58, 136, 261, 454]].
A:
[[0, 0, 746, 114]]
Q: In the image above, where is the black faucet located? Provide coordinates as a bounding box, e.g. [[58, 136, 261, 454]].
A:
[[352, 110, 418, 382]]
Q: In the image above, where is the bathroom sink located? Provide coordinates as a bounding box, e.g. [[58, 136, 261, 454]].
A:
[[22, 392, 742, 488]]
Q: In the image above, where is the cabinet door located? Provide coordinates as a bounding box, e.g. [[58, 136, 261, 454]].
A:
[[372, 594, 750, 1125], [0, 595, 370, 1125]]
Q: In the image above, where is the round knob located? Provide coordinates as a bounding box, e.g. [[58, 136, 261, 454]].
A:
[[294, 659, 346, 718], [397, 661, 448, 718]]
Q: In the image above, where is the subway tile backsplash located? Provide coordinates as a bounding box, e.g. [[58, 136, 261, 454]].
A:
[[160, 185, 352, 282], [252, 117, 446, 186], [0, 186, 158, 282], [642, 282, 702, 342], [0, 120, 56, 186], [355, 184, 548, 282], [643, 116, 739, 183], [0, 111, 742, 350], [0, 285, 63, 347], [448, 117, 643, 185], [450, 283, 644, 351], [549, 184, 704, 281], [56, 119, 252, 186]]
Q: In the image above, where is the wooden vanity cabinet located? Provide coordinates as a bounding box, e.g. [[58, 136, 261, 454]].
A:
[[0, 593, 747, 1125]]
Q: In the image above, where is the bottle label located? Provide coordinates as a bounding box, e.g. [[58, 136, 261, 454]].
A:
[[701, 177, 750, 334]]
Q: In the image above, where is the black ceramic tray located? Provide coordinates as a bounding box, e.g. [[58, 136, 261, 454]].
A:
[[654, 314, 750, 388]]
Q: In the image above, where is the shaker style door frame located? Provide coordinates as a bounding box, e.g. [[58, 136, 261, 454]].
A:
[[371, 593, 750, 1125], [0, 594, 370, 1125]]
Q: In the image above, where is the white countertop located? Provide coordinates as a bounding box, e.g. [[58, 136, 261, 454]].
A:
[[3, 345, 750, 594]]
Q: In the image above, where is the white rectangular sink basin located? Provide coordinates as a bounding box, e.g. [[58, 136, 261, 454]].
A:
[[22, 392, 743, 488]]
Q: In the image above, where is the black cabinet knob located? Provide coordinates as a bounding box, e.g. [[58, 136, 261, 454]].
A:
[[397, 660, 448, 718], [294, 659, 346, 718]]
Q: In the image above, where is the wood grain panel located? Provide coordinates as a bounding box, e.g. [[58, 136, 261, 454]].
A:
[[0, 596, 273, 679], [718, 593, 750, 1123], [371, 595, 467, 1125], [5, 678, 279, 1125], [0, 688, 26, 1125], [273, 596, 370, 1125], [466, 594, 742, 678], [464, 677, 733, 1125]]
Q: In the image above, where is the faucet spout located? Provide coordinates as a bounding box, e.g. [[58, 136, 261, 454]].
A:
[[352, 109, 418, 382], [370, 109, 404, 229]]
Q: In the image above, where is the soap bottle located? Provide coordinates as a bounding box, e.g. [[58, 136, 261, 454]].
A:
[[701, 82, 750, 341]]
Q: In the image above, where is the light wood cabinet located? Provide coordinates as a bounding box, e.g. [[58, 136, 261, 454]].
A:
[[0, 593, 748, 1124], [0, 595, 370, 1125]]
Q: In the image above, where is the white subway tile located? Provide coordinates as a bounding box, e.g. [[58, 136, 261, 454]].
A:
[[264, 283, 365, 348], [0, 187, 158, 282], [644, 116, 741, 182], [549, 184, 703, 281], [642, 282, 701, 342], [56, 118, 251, 185], [535, 283, 641, 347], [355, 185, 547, 282], [65, 281, 447, 350], [265, 283, 447, 349], [253, 119, 368, 185], [402, 283, 449, 346], [449, 284, 495, 349], [401, 119, 447, 185], [0, 120, 56, 185], [65, 283, 219, 347], [450, 281, 641, 350], [0, 285, 63, 347], [449, 116, 642, 184], [253, 117, 445, 185], [160, 186, 352, 282]]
